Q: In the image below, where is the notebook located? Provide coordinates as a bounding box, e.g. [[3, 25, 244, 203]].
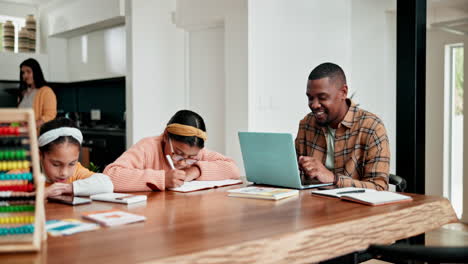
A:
[[81, 209, 146, 227], [311, 187, 413, 206], [238, 132, 332, 189], [227, 186, 299, 200], [90, 193, 147, 204], [169, 179, 243, 193], [46, 219, 100, 236], [311, 187, 373, 198]]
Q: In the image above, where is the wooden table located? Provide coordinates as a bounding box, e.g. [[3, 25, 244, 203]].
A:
[[1, 186, 458, 264]]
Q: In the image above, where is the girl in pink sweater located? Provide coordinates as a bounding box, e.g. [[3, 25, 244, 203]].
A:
[[104, 110, 241, 191]]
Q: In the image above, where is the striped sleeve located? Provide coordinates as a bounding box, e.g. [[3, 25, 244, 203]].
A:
[[103, 139, 166, 192], [196, 149, 241, 181]]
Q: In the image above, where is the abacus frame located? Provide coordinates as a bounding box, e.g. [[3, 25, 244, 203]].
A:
[[0, 109, 45, 252]]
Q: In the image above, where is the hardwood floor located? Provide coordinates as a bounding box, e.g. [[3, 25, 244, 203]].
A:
[[362, 222, 468, 264]]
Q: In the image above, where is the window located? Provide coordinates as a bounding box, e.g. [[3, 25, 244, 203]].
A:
[[445, 43, 464, 218]]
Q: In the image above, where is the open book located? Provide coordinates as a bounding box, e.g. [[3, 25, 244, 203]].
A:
[[311, 187, 412, 206], [82, 209, 146, 227], [169, 179, 243, 193]]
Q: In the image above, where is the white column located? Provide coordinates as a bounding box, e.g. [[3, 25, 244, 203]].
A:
[[224, 4, 248, 173], [174, 0, 248, 169], [125, 0, 186, 147]]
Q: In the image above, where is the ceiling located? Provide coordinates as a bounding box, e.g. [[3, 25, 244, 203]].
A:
[[428, 0, 468, 35], [0, 0, 53, 6]]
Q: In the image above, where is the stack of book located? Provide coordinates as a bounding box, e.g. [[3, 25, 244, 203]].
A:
[[227, 187, 299, 200]]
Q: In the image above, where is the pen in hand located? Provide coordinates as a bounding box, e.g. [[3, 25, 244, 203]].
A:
[[166, 155, 176, 170], [336, 190, 366, 194]]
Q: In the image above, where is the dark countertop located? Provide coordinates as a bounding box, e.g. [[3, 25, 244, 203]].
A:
[[80, 127, 126, 137]]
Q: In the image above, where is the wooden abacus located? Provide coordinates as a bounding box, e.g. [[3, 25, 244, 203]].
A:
[[0, 109, 45, 252]]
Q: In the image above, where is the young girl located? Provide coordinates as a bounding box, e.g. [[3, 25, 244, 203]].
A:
[[18, 58, 57, 127], [104, 110, 240, 191], [39, 118, 113, 197]]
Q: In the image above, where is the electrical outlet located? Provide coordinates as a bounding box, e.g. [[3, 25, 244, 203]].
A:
[[91, 109, 101, 121]]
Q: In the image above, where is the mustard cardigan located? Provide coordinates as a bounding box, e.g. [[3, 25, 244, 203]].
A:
[[33, 86, 57, 123]]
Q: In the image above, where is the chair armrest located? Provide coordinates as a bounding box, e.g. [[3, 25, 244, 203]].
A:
[[368, 244, 468, 262], [389, 174, 406, 192]]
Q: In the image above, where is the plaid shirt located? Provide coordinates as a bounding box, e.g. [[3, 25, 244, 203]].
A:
[[295, 99, 390, 190]]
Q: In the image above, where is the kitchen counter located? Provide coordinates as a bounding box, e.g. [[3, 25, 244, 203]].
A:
[[80, 127, 125, 137]]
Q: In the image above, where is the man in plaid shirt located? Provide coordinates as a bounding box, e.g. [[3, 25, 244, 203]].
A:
[[295, 63, 390, 190]]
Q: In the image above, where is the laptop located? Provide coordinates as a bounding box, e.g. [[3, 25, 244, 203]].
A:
[[238, 132, 333, 190]]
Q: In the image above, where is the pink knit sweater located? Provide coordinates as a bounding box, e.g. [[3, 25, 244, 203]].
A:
[[104, 136, 241, 191]]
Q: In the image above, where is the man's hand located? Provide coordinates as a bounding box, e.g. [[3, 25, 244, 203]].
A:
[[165, 169, 187, 188], [45, 183, 72, 198], [183, 166, 201, 182], [298, 156, 335, 183]]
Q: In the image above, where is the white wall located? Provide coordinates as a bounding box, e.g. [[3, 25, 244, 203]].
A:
[[126, 0, 186, 146], [37, 0, 125, 82], [0, 52, 48, 80], [248, 0, 352, 135], [224, 3, 248, 172], [38, 2, 69, 82], [45, 0, 123, 37], [248, 0, 395, 162], [0, 1, 36, 18], [68, 26, 126, 81], [350, 0, 396, 172], [175, 0, 248, 171], [188, 26, 225, 153]]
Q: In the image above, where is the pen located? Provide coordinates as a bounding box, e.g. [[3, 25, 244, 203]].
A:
[[116, 195, 135, 200], [336, 190, 366, 194], [166, 155, 176, 169]]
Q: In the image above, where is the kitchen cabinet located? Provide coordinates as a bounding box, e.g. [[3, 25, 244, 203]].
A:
[[81, 128, 125, 172]]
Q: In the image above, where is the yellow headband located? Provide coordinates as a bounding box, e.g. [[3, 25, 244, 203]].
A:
[[166, 123, 207, 141]]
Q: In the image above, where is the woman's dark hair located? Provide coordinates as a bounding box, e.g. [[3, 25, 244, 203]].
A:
[[167, 110, 206, 148], [18, 58, 47, 104], [39, 117, 81, 153]]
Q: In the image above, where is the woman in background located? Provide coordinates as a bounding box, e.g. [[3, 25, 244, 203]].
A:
[[18, 58, 56, 127]]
